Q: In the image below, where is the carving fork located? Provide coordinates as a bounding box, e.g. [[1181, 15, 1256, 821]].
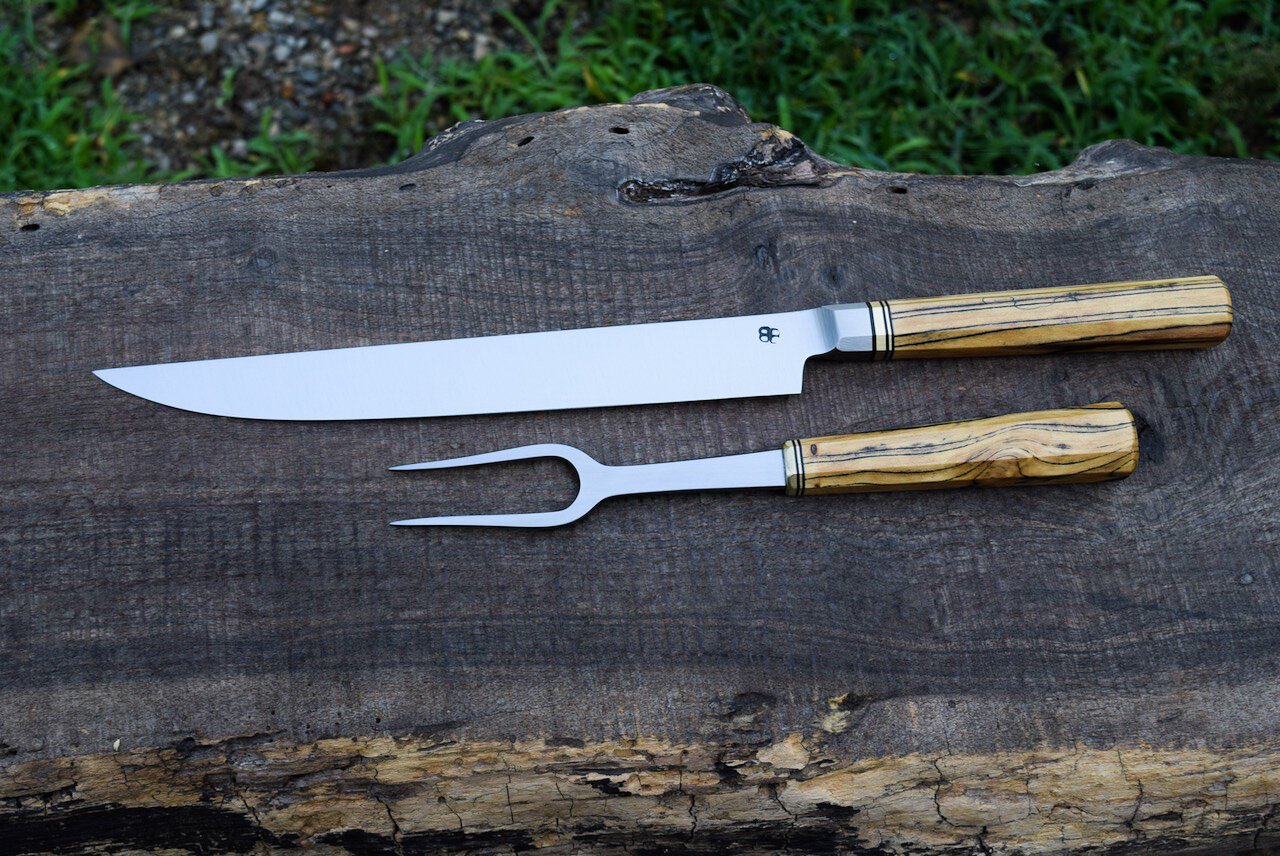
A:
[[390, 403, 1138, 528]]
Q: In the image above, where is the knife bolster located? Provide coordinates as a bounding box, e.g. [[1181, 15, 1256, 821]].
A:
[[782, 403, 1138, 496], [821, 303, 886, 361]]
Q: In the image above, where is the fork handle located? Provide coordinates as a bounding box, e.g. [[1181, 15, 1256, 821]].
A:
[[861, 275, 1230, 358], [782, 403, 1137, 496]]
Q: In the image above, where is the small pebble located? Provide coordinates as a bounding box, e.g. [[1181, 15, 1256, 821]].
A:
[[1240, 573, 1254, 585], [273, 43, 292, 62], [246, 34, 270, 59], [199, 32, 219, 53]]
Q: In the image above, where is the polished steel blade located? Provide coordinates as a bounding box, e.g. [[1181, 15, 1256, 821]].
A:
[[94, 309, 837, 420]]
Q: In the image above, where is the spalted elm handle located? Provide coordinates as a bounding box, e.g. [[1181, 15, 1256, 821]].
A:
[[872, 275, 1231, 358], [782, 403, 1138, 496]]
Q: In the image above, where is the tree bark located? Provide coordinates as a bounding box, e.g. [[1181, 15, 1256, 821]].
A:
[[2, 84, 1279, 854]]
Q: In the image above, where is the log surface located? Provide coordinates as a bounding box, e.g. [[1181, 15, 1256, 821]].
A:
[[2, 84, 1279, 854]]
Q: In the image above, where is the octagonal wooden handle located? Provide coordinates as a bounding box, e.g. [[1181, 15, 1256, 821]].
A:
[[872, 275, 1230, 358], [782, 403, 1138, 496]]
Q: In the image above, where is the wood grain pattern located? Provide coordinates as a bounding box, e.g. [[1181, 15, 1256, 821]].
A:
[[2, 84, 1279, 854], [883, 275, 1232, 358], [782, 403, 1137, 495]]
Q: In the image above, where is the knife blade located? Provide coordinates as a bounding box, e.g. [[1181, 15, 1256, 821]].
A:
[[93, 275, 1230, 420]]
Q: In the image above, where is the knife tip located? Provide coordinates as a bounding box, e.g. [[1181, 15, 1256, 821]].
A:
[[92, 367, 130, 389]]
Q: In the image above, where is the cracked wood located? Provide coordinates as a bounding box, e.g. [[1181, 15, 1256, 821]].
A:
[[3, 733, 1280, 854]]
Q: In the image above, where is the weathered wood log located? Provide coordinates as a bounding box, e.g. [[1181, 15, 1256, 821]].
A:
[[2, 83, 1279, 854]]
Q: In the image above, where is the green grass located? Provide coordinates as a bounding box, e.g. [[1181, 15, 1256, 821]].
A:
[[1, 0, 316, 190], [3, 0, 1278, 191], [194, 108, 318, 180], [376, 0, 1280, 173], [0, 6, 152, 190]]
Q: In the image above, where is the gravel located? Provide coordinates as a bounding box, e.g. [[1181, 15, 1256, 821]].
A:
[[38, 0, 539, 176]]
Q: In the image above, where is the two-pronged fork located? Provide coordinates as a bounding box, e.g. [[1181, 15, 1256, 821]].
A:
[[390, 403, 1139, 528]]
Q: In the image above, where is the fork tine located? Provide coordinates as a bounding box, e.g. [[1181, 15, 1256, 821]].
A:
[[390, 509, 588, 528], [389, 444, 587, 471]]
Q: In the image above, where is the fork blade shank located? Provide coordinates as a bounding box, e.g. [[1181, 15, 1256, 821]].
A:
[[94, 309, 832, 420], [390, 514, 573, 528]]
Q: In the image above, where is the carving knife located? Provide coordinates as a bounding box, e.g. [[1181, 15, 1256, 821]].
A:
[[94, 276, 1230, 420]]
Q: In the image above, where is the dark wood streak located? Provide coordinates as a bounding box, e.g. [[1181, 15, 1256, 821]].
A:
[[804, 419, 1137, 464], [889, 280, 1224, 319], [890, 309, 1232, 345]]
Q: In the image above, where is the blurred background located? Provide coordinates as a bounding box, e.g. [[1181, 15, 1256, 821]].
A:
[[3, 0, 1277, 192]]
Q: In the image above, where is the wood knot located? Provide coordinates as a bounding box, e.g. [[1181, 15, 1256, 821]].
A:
[[619, 130, 833, 204]]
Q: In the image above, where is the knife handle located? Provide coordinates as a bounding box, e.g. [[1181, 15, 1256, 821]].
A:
[[782, 403, 1137, 496], [859, 275, 1230, 359]]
